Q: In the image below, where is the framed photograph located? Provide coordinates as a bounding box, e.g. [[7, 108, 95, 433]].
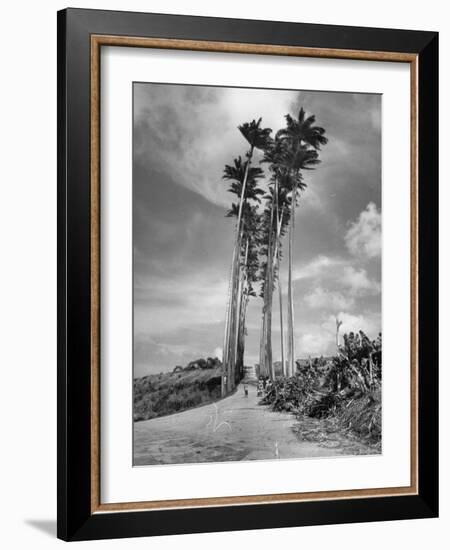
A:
[[57, 8, 438, 541]]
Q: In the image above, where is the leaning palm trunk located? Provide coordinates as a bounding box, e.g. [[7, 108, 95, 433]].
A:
[[286, 181, 298, 378]]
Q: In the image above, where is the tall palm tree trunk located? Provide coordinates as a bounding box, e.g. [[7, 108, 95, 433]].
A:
[[223, 235, 239, 393], [273, 185, 286, 378], [237, 291, 248, 383], [221, 253, 235, 396], [266, 248, 274, 380], [234, 239, 249, 382], [277, 247, 286, 377], [227, 258, 241, 392], [228, 225, 247, 391], [287, 182, 298, 377], [259, 310, 267, 378], [262, 191, 276, 380]]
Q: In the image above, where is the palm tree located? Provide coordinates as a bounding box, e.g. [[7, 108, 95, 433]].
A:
[[223, 160, 264, 394], [222, 121, 271, 393], [283, 147, 320, 377], [278, 108, 328, 152], [259, 147, 317, 379], [273, 180, 290, 377], [234, 205, 261, 383], [258, 140, 292, 380], [258, 188, 276, 380], [234, 119, 272, 242], [276, 109, 327, 377]]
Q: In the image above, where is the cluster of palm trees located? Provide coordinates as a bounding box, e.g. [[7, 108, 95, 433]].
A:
[[222, 108, 327, 395]]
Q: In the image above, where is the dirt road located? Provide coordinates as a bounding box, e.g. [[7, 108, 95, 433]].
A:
[[134, 384, 342, 465]]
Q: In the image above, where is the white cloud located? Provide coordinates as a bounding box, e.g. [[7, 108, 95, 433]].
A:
[[294, 256, 380, 303], [293, 254, 346, 281], [342, 266, 380, 296], [298, 332, 333, 356], [134, 270, 228, 336], [345, 202, 381, 258], [304, 287, 354, 310]]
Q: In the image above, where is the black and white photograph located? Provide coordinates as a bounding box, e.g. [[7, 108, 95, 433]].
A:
[[132, 83, 382, 466]]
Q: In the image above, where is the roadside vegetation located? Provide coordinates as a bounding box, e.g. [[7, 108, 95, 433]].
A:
[[260, 331, 382, 449]]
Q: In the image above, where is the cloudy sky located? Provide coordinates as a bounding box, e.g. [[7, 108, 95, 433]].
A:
[[133, 83, 381, 377]]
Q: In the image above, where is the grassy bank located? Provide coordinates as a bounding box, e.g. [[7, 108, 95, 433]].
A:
[[134, 367, 223, 421]]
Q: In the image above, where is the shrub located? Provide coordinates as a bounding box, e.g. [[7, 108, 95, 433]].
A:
[[336, 389, 381, 443]]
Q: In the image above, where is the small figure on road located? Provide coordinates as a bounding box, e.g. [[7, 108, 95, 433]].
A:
[[257, 379, 264, 397], [244, 384, 249, 397]]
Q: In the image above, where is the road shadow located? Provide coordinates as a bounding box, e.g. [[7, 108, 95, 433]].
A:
[[25, 519, 56, 538]]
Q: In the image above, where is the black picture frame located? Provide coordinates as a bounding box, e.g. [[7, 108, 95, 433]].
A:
[[57, 7, 438, 541]]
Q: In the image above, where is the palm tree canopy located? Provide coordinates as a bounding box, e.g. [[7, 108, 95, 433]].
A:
[[223, 156, 264, 183], [238, 118, 273, 150], [223, 156, 265, 203], [276, 107, 328, 150], [283, 145, 321, 172], [262, 136, 290, 171]]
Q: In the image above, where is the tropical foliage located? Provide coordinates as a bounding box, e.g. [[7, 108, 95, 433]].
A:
[[260, 331, 382, 444]]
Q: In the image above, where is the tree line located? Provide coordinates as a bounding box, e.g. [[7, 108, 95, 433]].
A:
[[222, 107, 328, 395]]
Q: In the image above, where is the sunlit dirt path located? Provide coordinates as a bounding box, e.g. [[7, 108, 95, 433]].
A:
[[134, 384, 342, 465]]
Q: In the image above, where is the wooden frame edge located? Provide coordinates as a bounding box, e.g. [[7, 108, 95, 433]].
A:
[[89, 34, 419, 515], [91, 34, 417, 62], [95, 485, 417, 513], [91, 34, 101, 513], [410, 55, 419, 497]]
